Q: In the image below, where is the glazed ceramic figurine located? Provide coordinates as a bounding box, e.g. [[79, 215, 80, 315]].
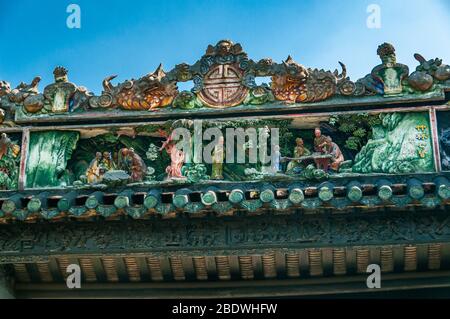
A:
[[86, 152, 102, 184], [211, 136, 224, 180], [101, 151, 116, 170], [286, 137, 311, 173], [271, 145, 282, 174], [313, 128, 327, 153], [43, 67, 77, 113], [325, 136, 344, 171], [120, 148, 147, 182], [0, 133, 20, 190], [160, 136, 185, 179], [372, 43, 409, 96], [166, 144, 185, 179], [313, 128, 332, 170]]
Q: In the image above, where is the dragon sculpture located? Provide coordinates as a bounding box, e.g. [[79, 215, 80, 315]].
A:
[[269, 56, 349, 103], [1, 40, 449, 120], [97, 64, 178, 110]]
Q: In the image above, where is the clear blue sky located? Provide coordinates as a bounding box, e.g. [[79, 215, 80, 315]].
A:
[[0, 0, 449, 94]]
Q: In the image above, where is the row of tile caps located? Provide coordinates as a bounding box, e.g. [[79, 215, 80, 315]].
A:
[[1, 176, 449, 222]]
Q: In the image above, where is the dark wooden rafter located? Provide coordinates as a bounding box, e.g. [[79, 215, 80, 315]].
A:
[[4, 243, 450, 292]]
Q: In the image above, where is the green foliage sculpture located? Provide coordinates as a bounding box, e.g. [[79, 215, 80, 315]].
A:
[[25, 131, 79, 188], [329, 113, 382, 151], [0, 136, 20, 190], [351, 112, 434, 174]]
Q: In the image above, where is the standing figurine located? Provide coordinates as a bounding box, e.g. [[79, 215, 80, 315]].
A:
[[313, 128, 331, 170], [166, 144, 185, 179], [118, 148, 130, 171], [211, 136, 224, 180], [120, 148, 147, 182], [160, 135, 185, 179], [271, 145, 282, 174], [313, 127, 327, 153]]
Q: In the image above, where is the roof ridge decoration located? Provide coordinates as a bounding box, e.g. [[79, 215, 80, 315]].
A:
[[0, 40, 449, 123]]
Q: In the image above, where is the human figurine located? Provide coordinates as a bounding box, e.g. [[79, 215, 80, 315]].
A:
[[98, 165, 107, 181], [160, 136, 185, 179], [101, 151, 116, 170], [372, 43, 409, 96], [325, 136, 344, 171], [211, 136, 224, 180], [313, 128, 331, 170], [43, 66, 77, 113], [313, 128, 327, 153], [0, 133, 11, 161], [271, 145, 282, 173], [118, 148, 129, 171], [286, 137, 311, 173], [0, 133, 20, 161], [86, 152, 102, 184], [166, 144, 185, 179], [0, 108, 5, 124], [120, 148, 147, 182]]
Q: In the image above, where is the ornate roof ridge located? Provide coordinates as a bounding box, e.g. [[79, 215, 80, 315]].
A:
[[1, 40, 449, 125]]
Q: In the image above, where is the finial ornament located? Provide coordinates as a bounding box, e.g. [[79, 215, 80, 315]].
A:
[[371, 43, 409, 96]]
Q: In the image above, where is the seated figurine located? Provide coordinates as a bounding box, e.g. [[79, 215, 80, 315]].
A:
[[86, 152, 102, 184], [101, 151, 116, 170], [286, 137, 311, 173], [325, 136, 344, 171]]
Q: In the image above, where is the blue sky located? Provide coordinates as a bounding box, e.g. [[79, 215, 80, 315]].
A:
[[0, 0, 449, 93]]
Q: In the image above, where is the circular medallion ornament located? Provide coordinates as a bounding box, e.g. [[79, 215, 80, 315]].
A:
[[198, 64, 248, 108]]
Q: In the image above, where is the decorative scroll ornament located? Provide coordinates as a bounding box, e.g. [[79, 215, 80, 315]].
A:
[[194, 40, 249, 108]]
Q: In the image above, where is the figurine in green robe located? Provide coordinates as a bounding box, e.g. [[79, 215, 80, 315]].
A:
[[286, 137, 311, 173], [211, 136, 224, 180]]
